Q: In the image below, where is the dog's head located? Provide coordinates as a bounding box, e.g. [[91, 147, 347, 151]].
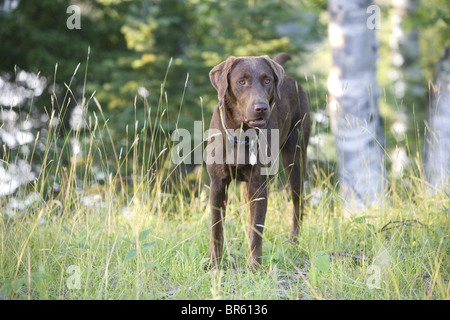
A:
[[209, 55, 285, 128]]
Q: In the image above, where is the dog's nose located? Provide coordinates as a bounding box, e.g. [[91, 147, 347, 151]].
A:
[[254, 103, 269, 113]]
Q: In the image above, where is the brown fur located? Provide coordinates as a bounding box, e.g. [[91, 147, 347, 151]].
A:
[[206, 53, 310, 269]]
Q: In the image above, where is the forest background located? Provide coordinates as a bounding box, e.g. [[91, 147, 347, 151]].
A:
[[0, 0, 448, 300]]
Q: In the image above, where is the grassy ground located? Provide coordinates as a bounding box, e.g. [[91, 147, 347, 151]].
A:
[[0, 126, 448, 300], [0, 59, 448, 300]]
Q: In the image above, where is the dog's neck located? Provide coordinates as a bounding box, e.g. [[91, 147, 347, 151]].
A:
[[218, 101, 261, 166], [218, 102, 252, 146]]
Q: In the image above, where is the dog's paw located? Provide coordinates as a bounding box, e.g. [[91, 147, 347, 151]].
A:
[[203, 257, 220, 271], [247, 256, 264, 272], [286, 236, 299, 246]]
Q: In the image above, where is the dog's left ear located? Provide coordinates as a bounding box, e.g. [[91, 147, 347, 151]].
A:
[[209, 56, 237, 102], [262, 56, 285, 100]]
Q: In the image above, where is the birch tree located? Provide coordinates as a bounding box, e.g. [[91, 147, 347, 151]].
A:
[[389, 0, 422, 101], [389, 0, 422, 177], [327, 0, 385, 211], [424, 46, 450, 192]]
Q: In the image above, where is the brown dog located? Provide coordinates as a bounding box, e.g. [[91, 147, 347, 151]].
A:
[[206, 53, 310, 269]]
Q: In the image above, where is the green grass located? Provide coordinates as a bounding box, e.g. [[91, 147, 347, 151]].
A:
[[0, 170, 448, 300], [0, 57, 448, 300], [0, 118, 448, 300]]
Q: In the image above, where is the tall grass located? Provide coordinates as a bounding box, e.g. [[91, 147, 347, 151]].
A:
[[0, 56, 448, 300]]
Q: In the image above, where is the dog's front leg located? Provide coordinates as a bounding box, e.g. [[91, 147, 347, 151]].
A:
[[247, 180, 268, 269], [209, 179, 228, 269]]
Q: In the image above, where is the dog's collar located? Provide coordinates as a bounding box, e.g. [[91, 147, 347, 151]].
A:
[[218, 102, 261, 166], [218, 103, 252, 146]]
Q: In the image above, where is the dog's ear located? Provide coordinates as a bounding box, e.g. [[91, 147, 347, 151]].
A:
[[262, 56, 285, 100], [209, 56, 236, 101]]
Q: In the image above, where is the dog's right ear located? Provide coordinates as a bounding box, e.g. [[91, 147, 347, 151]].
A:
[[209, 56, 236, 101]]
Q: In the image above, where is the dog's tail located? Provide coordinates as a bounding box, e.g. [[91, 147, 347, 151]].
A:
[[272, 53, 291, 66]]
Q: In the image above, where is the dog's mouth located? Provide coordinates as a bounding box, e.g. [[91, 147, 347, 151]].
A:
[[245, 117, 267, 128]]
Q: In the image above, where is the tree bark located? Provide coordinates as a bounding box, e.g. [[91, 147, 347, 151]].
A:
[[327, 0, 385, 212], [389, 0, 423, 100], [389, 0, 422, 177], [424, 46, 450, 192]]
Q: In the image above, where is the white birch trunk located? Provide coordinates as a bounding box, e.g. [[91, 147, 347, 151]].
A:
[[389, 0, 422, 100], [327, 0, 385, 212], [389, 0, 422, 177], [424, 46, 450, 192]]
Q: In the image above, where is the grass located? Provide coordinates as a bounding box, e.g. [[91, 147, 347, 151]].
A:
[[0, 57, 449, 300], [0, 167, 448, 300]]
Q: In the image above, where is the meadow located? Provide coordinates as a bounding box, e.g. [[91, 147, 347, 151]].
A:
[[0, 60, 448, 301]]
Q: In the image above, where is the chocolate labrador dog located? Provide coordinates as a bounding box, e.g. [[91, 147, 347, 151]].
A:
[[206, 53, 310, 269]]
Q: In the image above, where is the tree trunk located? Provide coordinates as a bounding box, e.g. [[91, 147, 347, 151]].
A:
[[327, 0, 385, 212], [389, 0, 422, 177], [424, 46, 450, 192], [389, 0, 422, 100]]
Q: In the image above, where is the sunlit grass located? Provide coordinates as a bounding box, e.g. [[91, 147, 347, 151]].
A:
[[0, 56, 448, 300], [1, 156, 448, 299]]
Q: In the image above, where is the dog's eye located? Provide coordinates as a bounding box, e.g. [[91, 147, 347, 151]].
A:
[[264, 79, 271, 85], [238, 79, 246, 86]]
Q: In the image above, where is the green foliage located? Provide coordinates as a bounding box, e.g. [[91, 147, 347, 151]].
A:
[[0, 0, 319, 134], [1, 157, 448, 299], [0, 0, 448, 140], [312, 250, 330, 273], [1, 0, 449, 302], [406, 0, 450, 80], [122, 228, 157, 263]]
